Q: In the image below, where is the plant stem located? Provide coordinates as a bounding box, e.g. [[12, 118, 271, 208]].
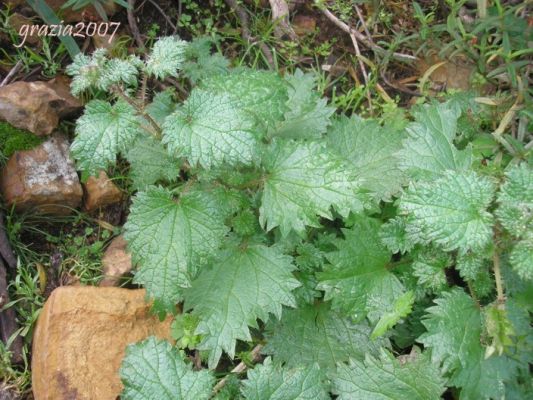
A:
[[112, 86, 162, 139], [492, 239, 506, 305]]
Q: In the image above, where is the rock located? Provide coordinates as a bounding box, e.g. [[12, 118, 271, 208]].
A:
[[8, 13, 41, 46], [0, 79, 82, 136], [83, 171, 122, 211], [0, 136, 83, 215], [417, 55, 474, 92], [293, 15, 317, 35], [32, 286, 173, 400], [46, 76, 83, 118], [100, 236, 133, 287]]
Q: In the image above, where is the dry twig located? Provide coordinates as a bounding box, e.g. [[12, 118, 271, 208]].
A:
[[0, 61, 22, 87], [269, 0, 298, 40], [319, 5, 417, 63], [146, 0, 177, 32], [127, 0, 145, 50], [212, 344, 263, 395]]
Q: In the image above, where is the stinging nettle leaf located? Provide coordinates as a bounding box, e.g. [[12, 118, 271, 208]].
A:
[[241, 358, 330, 400], [371, 291, 415, 339], [318, 215, 405, 323], [263, 302, 388, 374], [162, 89, 258, 169], [272, 69, 336, 140], [398, 101, 472, 181], [411, 248, 452, 292], [379, 216, 416, 254], [126, 135, 181, 190], [260, 140, 364, 236], [496, 163, 533, 238], [145, 36, 188, 79], [120, 337, 214, 400], [184, 244, 300, 368], [146, 89, 178, 126], [202, 68, 289, 129], [71, 99, 141, 175], [124, 186, 229, 312], [181, 36, 230, 84], [417, 288, 517, 399], [509, 238, 533, 281], [399, 170, 495, 254], [330, 349, 446, 400], [327, 115, 406, 202]]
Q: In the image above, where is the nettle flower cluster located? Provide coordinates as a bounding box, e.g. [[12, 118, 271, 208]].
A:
[[67, 36, 532, 399]]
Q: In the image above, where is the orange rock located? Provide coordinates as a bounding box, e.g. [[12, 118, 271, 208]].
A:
[[83, 171, 122, 211], [0, 80, 81, 136], [32, 286, 173, 400], [417, 55, 474, 92], [0, 136, 83, 215], [100, 235, 133, 287]]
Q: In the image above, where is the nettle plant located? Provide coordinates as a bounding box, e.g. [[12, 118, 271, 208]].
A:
[[66, 36, 532, 399]]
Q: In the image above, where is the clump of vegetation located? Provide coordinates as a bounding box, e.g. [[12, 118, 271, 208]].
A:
[[63, 33, 532, 399], [0, 122, 44, 165]]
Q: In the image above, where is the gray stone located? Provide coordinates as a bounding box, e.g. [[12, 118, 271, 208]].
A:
[[0, 136, 83, 215]]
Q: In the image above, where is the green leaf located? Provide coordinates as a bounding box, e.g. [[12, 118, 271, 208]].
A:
[[399, 170, 495, 254], [379, 216, 416, 254], [509, 238, 533, 281], [331, 349, 446, 400], [496, 163, 533, 237], [417, 289, 515, 399], [263, 303, 388, 373], [162, 89, 257, 169], [317, 215, 405, 322], [202, 69, 288, 129], [327, 115, 406, 202], [417, 288, 481, 373], [448, 351, 513, 400], [126, 135, 181, 190], [145, 36, 188, 79], [242, 358, 330, 400], [98, 57, 141, 90], [66, 50, 141, 95], [124, 186, 229, 312], [272, 69, 335, 140], [260, 140, 364, 236], [456, 251, 487, 281], [411, 248, 452, 292], [146, 89, 178, 125], [120, 337, 214, 400], [484, 304, 515, 358], [371, 291, 415, 339], [65, 50, 106, 96], [71, 100, 141, 174], [398, 101, 472, 180], [182, 37, 229, 84], [184, 244, 300, 368]]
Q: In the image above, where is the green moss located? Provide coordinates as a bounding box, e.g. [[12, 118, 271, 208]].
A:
[[0, 121, 44, 163]]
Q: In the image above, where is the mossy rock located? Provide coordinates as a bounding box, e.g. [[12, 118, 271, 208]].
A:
[[0, 121, 44, 164]]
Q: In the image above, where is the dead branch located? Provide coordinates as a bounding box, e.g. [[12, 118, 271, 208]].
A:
[[127, 0, 145, 51], [269, 0, 297, 40], [0, 259, 23, 364], [319, 5, 417, 63]]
